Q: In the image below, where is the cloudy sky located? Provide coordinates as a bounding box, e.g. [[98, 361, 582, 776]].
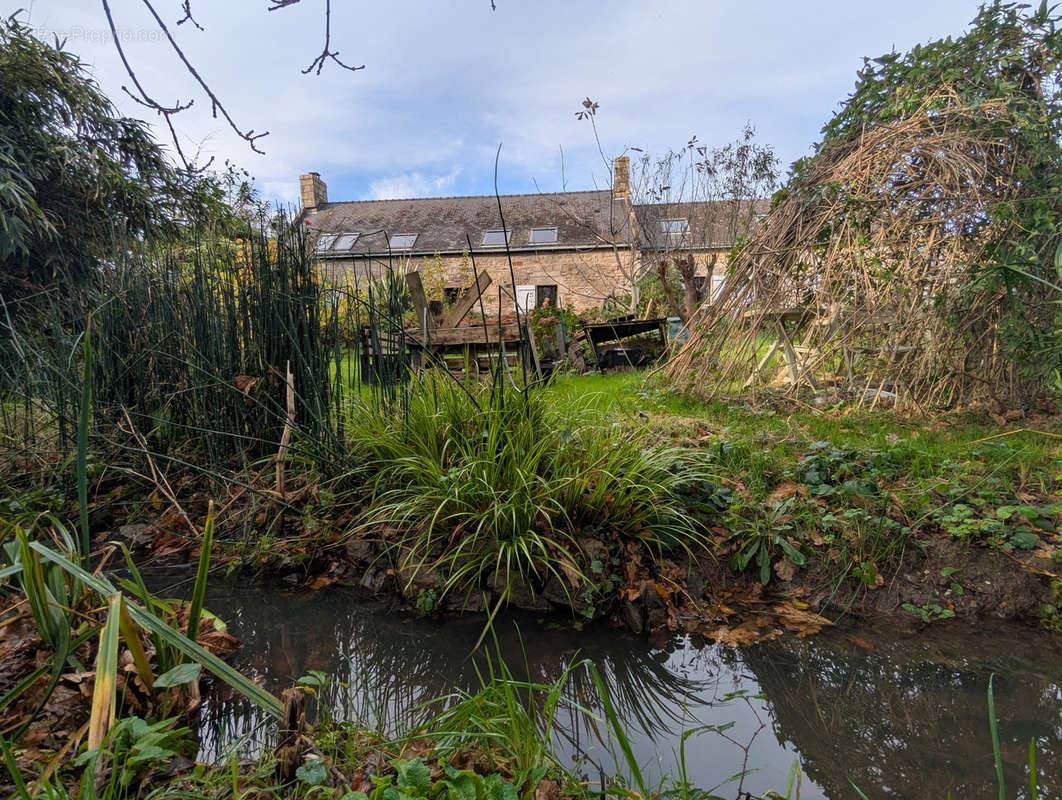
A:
[[22, 0, 987, 206]]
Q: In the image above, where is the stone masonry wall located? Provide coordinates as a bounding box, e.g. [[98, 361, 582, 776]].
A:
[[323, 248, 635, 313], [320, 245, 734, 314]]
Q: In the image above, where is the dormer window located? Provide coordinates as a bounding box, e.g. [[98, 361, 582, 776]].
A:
[[482, 229, 511, 246], [388, 233, 418, 250], [529, 227, 558, 244]]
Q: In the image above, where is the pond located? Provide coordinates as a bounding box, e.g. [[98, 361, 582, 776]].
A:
[[162, 571, 1062, 799]]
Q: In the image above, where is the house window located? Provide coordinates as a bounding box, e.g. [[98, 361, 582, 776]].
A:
[[332, 232, 359, 251], [529, 227, 558, 244], [388, 233, 418, 250], [536, 285, 558, 308], [661, 218, 689, 247], [315, 233, 339, 253], [444, 287, 460, 305], [482, 229, 511, 246]]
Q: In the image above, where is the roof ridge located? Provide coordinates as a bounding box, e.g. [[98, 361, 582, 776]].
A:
[[320, 188, 616, 206]]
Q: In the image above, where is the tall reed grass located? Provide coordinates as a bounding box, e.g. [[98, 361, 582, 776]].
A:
[[0, 212, 353, 492]]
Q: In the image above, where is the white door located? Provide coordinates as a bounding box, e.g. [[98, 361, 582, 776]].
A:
[[515, 285, 536, 314]]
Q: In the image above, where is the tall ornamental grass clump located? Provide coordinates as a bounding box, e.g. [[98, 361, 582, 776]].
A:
[[0, 211, 350, 487], [346, 377, 713, 610]]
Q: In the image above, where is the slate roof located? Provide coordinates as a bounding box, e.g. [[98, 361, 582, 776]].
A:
[[304, 190, 633, 258], [634, 199, 771, 250]]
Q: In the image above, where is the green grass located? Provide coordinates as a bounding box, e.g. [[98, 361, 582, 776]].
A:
[[546, 369, 1060, 487], [542, 369, 1062, 591]]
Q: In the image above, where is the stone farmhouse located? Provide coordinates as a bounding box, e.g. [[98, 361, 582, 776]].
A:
[[299, 159, 767, 314]]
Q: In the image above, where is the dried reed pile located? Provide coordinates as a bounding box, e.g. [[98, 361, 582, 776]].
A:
[[666, 91, 1060, 411]]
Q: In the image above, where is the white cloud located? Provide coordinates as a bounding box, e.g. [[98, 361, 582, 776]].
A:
[[368, 169, 462, 200], [21, 0, 989, 204]]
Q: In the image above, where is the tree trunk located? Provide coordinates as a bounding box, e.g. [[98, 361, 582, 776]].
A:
[[678, 253, 718, 322], [675, 254, 699, 323], [657, 261, 685, 321]]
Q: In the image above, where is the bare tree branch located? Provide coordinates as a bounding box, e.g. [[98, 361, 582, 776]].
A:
[[100, 0, 270, 163], [100, 0, 200, 167], [97, 0, 495, 159], [299, 0, 364, 76], [176, 0, 204, 30]]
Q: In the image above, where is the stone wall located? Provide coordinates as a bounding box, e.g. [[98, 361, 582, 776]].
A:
[[320, 244, 733, 314], [322, 247, 635, 313]]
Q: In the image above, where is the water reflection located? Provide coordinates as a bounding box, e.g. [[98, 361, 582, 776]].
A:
[[743, 624, 1062, 799], [185, 579, 1062, 800]]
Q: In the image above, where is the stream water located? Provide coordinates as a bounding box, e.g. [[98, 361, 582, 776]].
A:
[[162, 571, 1062, 800]]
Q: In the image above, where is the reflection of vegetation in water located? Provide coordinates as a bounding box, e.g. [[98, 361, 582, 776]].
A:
[[742, 627, 1062, 798], [195, 584, 1062, 798], [195, 588, 718, 764]]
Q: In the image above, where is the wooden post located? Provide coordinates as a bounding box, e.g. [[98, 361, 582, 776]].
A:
[[275, 361, 295, 500], [442, 272, 493, 329], [743, 340, 781, 390], [405, 271, 437, 332]]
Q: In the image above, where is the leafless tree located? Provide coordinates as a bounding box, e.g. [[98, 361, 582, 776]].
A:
[[636, 124, 779, 323], [572, 100, 778, 318]]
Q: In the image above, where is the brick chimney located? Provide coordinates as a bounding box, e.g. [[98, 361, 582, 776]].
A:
[[612, 156, 630, 200], [299, 172, 328, 211]]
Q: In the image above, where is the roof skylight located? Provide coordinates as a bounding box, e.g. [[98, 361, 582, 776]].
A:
[[482, 229, 511, 246], [315, 233, 339, 253], [660, 218, 689, 233], [388, 233, 419, 250], [332, 232, 360, 251], [529, 227, 558, 244]]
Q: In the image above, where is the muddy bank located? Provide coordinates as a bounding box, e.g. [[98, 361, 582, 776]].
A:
[[115, 517, 1060, 648]]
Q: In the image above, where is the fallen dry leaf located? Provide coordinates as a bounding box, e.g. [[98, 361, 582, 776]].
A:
[[535, 779, 560, 800], [771, 603, 832, 637], [766, 481, 805, 505], [559, 560, 582, 590], [774, 559, 798, 582], [708, 620, 782, 647]]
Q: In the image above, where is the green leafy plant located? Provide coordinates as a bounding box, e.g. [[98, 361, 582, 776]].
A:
[[725, 498, 806, 585], [412, 647, 578, 791], [901, 602, 955, 624]]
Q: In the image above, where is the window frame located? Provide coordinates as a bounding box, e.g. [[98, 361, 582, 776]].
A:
[[660, 218, 689, 234], [388, 232, 419, 250], [481, 229, 512, 246], [529, 226, 558, 244], [315, 232, 339, 253], [332, 232, 360, 251], [535, 284, 558, 308]]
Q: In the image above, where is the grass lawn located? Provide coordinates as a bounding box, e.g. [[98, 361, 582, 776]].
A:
[[545, 368, 1062, 605], [546, 368, 1061, 494]]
